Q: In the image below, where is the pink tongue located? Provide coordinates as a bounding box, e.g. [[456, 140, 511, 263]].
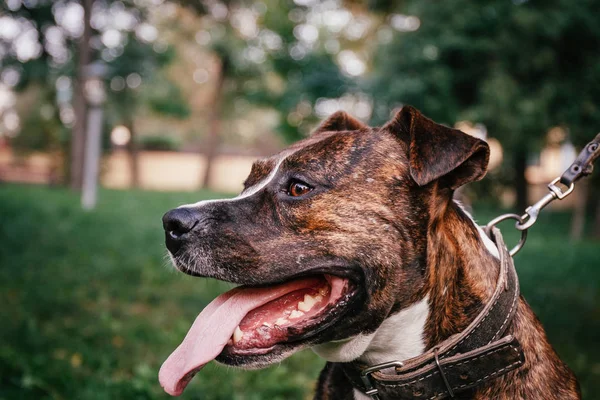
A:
[[158, 277, 323, 396]]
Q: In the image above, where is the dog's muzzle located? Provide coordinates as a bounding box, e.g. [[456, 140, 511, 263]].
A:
[[162, 207, 199, 254]]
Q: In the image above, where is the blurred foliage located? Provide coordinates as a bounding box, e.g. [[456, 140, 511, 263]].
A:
[[137, 134, 181, 151], [11, 88, 64, 154], [2, 0, 599, 148], [367, 0, 600, 210], [105, 30, 190, 123], [145, 79, 190, 119], [369, 0, 600, 149], [175, 0, 351, 143], [248, 0, 351, 142], [0, 0, 187, 156], [0, 184, 598, 398]]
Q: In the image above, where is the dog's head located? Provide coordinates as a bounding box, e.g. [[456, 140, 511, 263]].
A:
[[159, 106, 489, 395]]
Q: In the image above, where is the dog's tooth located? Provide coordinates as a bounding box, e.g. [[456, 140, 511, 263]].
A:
[[274, 317, 288, 326], [297, 301, 309, 312], [289, 310, 304, 319], [315, 295, 323, 302], [298, 294, 317, 312], [233, 326, 243, 344], [318, 287, 328, 296]]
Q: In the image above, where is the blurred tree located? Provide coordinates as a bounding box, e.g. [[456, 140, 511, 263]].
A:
[[71, 0, 92, 190], [167, 0, 269, 188], [11, 86, 62, 156], [174, 0, 351, 187], [0, 0, 69, 181], [0, 0, 184, 188], [104, 31, 188, 188], [368, 0, 600, 217], [249, 0, 352, 142]]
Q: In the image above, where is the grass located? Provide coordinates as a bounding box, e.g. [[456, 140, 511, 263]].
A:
[[0, 183, 598, 399]]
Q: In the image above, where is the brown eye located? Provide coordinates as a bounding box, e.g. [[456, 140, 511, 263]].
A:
[[288, 180, 313, 197]]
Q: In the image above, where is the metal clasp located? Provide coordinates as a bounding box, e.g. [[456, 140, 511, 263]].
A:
[[486, 177, 574, 256], [486, 132, 598, 256], [516, 177, 575, 231], [360, 361, 404, 400]]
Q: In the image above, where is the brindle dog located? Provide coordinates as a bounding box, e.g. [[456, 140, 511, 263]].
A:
[[160, 106, 580, 399]]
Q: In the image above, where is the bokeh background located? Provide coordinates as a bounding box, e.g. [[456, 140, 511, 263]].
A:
[[1, 0, 599, 399]]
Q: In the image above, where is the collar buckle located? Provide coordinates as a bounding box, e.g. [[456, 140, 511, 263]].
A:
[[360, 361, 404, 400]]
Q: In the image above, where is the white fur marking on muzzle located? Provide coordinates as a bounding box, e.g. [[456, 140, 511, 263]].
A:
[[178, 151, 294, 209]]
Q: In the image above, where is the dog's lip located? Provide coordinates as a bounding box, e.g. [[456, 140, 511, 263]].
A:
[[230, 263, 364, 289], [251, 268, 360, 288], [171, 250, 363, 284]]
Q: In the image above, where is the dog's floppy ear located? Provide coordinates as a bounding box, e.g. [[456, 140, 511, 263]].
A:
[[386, 106, 490, 190], [314, 110, 367, 133]]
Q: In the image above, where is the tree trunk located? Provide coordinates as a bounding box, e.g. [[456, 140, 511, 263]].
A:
[[201, 57, 227, 189], [70, 0, 93, 190], [514, 149, 529, 212], [125, 118, 140, 188], [569, 180, 588, 240]]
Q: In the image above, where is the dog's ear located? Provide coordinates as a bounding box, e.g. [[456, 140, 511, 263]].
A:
[[386, 106, 490, 190], [314, 111, 367, 133]]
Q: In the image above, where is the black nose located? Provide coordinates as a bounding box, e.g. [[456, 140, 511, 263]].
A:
[[162, 208, 198, 253]]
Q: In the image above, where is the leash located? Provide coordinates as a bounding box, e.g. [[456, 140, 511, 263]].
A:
[[342, 228, 525, 400], [486, 132, 600, 256]]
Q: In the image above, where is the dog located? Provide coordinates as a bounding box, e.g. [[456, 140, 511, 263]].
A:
[[159, 106, 580, 399]]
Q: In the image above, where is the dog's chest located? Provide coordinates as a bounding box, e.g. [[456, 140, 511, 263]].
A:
[[312, 297, 430, 399]]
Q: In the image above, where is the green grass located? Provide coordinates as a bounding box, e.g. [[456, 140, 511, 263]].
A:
[[0, 184, 598, 399]]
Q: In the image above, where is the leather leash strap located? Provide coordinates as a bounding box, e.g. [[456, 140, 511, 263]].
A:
[[341, 228, 525, 400], [559, 133, 600, 187]]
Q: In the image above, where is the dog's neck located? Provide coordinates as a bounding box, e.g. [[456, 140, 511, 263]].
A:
[[422, 201, 501, 349], [313, 201, 501, 370]]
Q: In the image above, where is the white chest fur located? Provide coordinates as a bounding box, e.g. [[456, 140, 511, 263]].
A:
[[311, 297, 430, 400]]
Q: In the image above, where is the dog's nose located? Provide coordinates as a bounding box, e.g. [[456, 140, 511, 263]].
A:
[[162, 208, 198, 253]]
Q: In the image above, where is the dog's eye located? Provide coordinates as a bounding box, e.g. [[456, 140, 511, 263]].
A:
[[287, 180, 313, 197]]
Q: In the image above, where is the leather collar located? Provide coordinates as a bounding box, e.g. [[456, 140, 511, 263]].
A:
[[340, 227, 525, 400]]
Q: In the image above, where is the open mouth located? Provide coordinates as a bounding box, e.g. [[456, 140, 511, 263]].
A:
[[159, 274, 357, 396]]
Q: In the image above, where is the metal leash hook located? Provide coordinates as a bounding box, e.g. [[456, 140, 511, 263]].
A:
[[515, 178, 574, 231], [486, 132, 600, 257]]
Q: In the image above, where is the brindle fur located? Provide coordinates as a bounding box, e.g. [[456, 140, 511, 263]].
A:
[[167, 106, 580, 399]]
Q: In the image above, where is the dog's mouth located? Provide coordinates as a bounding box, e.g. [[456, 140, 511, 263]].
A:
[[159, 273, 357, 396]]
